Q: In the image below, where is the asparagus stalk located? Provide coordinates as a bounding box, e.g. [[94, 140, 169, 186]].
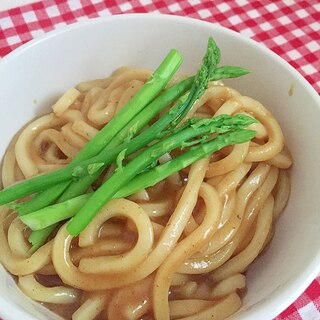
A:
[[210, 66, 250, 81], [21, 127, 256, 231], [22, 194, 89, 230], [23, 45, 210, 251], [0, 50, 183, 207], [58, 37, 222, 201], [14, 76, 193, 216], [57, 79, 193, 202], [66, 113, 256, 235], [2, 37, 253, 250], [1, 38, 217, 207], [115, 129, 255, 197], [24, 39, 219, 250], [0, 61, 250, 207], [73, 49, 183, 162], [2, 82, 190, 209], [8, 182, 71, 216], [23, 37, 220, 240], [28, 225, 57, 252], [25, 49, 183, 251]]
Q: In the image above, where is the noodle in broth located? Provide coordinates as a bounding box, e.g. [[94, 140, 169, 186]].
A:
[[0, 66, 292, 320]]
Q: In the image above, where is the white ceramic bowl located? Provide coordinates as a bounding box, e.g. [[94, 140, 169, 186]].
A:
[[0, 14, 320, 320]]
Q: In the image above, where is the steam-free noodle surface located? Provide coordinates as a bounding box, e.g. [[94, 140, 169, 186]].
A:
[[0, 67, 292, 320]]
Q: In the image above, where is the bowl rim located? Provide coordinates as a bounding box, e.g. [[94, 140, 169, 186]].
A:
[[0, 13, 320, 320], [2, 13, 319, 100]]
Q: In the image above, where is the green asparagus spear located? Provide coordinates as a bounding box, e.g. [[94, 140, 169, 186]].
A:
[[21, 127, 256, 231], [0, 57, 250, 208], [0, 50, 182, 206], [1, 37, 253, 251], [66, 113, 256, 235], [74, 49, 183, 163], [58, 37, 222, 201], [57, 78, 193, 202], [21, 37, 221, 238], [25, 49, 182, 251]]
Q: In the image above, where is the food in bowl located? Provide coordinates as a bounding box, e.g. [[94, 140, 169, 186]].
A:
[[0, 35, 292, 320]]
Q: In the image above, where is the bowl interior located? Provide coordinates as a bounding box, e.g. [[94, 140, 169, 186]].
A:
[[0, 14, 320, 320]]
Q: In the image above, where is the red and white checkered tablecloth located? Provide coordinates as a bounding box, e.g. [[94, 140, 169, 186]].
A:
[[0, 1, 319, 319]]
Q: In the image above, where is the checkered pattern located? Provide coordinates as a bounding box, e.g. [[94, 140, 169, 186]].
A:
[[275, 277, 320, 320], [0, 1, 319, 319], [0, 0, 319, 92]]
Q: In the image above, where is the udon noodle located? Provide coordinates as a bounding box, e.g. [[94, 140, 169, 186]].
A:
[[0, 67, 292, 320]]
